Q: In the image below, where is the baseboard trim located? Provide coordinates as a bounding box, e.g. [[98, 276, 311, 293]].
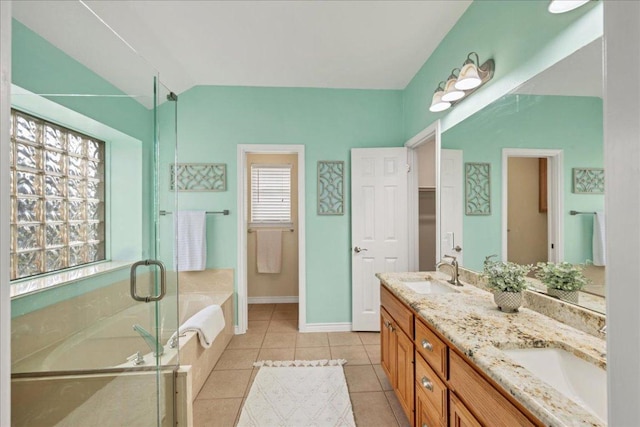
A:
[[247, 296, 299, 304], [300, 322, 352, 333]]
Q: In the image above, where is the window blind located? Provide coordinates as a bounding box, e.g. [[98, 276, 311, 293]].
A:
[[250, 164, 292, 224]]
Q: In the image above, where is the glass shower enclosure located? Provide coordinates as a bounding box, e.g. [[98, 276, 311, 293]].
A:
[[9, 2, 180, 425]]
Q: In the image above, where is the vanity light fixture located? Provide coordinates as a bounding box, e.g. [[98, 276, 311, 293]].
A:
[[548, 0, 590, 14], [455, 53, 486, 90], [428, 52, 495, 113], [429, 81, 452, 113], [441, 69, 466, 102]]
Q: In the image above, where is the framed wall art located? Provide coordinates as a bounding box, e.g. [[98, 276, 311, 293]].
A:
[[317, 161, 344, 215], [170, 163, 226, 191], [573, 168, 604, 194], [465, 162, 491, 215]]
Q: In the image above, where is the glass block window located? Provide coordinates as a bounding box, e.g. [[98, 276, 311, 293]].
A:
[[250, 164, 292, 224], [9, 110, 105, 280]]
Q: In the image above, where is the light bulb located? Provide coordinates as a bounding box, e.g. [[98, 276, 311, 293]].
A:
[[548, 0, 590, 14]]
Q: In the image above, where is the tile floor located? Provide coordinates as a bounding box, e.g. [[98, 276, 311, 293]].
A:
[[193, 303, 411, 427]]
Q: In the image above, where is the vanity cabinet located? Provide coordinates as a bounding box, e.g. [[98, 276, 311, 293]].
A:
[[380, 284, 542, 427], [449, 351, 534, 427], [415, 352, 448, 427], [381, 288, 415, 426]]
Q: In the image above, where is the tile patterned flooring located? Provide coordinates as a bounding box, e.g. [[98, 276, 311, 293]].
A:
[[193, 303, 411, 427]]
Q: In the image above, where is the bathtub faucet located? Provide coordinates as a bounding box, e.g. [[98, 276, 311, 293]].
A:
[[133, 324, 164, 357]]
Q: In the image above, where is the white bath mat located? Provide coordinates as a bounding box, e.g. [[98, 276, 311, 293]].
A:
[[237, 359, 356, 427]]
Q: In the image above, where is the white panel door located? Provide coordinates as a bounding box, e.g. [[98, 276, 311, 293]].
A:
[[351, 147, 409, 331], [440, 149, 463, 263]]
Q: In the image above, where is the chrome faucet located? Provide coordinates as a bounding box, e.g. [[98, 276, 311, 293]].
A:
[[168, 333, 179, 349], [133, 324, 164, 356], [436, 255, 462, 286]]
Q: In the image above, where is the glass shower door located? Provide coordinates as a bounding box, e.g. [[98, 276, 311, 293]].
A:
[[9, 2, 179, 426]]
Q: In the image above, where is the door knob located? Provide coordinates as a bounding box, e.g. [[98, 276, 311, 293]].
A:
[[454, 245, 462, 252], [354, 246, 368, 253]]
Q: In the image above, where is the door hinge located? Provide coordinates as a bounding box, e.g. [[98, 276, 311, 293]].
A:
[[551, 243, 555, 249], [406, 164, 411, 173]]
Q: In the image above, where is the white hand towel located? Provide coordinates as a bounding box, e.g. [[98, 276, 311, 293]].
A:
[[170, 305, 225, 349], [174, 211, 207, 272], [593, 210, 606, 266], [256, 229, 283, 274]]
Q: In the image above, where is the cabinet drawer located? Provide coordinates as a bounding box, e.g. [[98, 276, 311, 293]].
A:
[[381, 286, 413, 337], [415, 352, 447, 427], [415, 318, 448, 380], [449, 351, 536, 427]]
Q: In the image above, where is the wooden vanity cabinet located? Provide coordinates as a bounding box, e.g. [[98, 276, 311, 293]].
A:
[[380, 284, 542, 427], [449, 351, 535, 427], [380, 299, 415, 426], [415, 352, 448, 427]]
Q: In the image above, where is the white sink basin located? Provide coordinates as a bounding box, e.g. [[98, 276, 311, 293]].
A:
[[502, 347, 607, 422], [401, 280, 457, 295]]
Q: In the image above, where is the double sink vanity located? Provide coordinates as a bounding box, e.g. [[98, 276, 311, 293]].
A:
[[377, 271, 606, 427]]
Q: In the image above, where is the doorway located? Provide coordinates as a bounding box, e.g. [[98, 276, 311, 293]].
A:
[[416, 140, 437, 271], [237, 145, 306, 334], [507, 157, 549, 265], [406, 121, 443, 271], [246, 154, 299, 329], [502, 148, 564, 263]]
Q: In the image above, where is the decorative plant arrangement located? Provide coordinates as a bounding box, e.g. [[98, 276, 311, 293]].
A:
[[535, 262, 588, 304], [483, 258, 532, 312]]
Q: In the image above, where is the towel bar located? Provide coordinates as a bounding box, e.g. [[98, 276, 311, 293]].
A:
[[159, 210, 229, 216], [569, 210, 596, 215], [248, 228, 294, 233]]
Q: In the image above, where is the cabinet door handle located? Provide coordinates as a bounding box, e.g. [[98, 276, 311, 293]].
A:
[[421, 376, 434, 391], [421, 339, 433, 351], [383, 320, 391, 329]]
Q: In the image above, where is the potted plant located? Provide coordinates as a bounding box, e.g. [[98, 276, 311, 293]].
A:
[[535, 262, 587, 304], [483, 259, 531, 312]]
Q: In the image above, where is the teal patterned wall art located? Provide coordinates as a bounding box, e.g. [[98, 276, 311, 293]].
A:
[[465, 162, 491, 215], [317, 161, 344, 215], [573, 168, 604, 194], [170, 163, 226, 191]]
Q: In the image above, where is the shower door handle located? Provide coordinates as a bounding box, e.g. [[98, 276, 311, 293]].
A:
[[130, 260, 167, 303]]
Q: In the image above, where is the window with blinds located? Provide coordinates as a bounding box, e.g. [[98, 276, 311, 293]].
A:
[[9, 109, 106, 280], [250, 164, 292, 225]]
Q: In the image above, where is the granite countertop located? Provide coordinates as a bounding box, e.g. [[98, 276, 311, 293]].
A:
[[377, 271, 606, 427]]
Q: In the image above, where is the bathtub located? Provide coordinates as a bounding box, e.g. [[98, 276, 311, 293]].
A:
[[13, 292, 219, 373], [11, 289, 234, 426]]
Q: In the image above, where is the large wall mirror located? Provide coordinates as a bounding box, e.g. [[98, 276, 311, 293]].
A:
[[440, 37, 605, 314]]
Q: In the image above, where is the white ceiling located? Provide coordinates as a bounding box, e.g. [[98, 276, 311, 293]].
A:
[[514, 38, 603, 98], [12, 0, 472, 106]]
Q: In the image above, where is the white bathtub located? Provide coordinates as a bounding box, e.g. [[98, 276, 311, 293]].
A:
[[13, 292, 217, 373], [11, 291, 234, 427]]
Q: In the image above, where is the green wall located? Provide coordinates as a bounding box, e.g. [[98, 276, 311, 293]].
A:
[[403, 0, 603, 139], [442, 94, 604, 271], [11, 0, 605, 324], [162, 86, 404, 323], [10, 20, 156, 315], [11, 20, 153, 156], [159, 1, 605, 325]]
